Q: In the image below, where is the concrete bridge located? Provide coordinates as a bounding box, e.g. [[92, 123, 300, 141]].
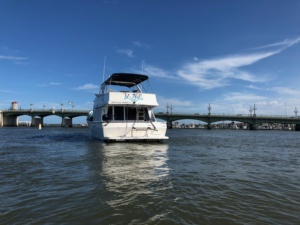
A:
[[154, 112, 300, 130], [0, 109, 90, 127]]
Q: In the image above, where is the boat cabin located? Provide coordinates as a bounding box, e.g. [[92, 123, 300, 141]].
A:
[[92, 73, 158, 122]]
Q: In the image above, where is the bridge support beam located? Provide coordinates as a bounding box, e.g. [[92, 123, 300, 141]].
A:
[[295, 124, 300, 131], [167, 121, 172, 129], [207, 123, 212, 130], [62, 117, 73, 127], [31, 117, 44, 127], [2, 115, 18, 126], [0, 111, 3, 127], [250, 124, 257, 130]]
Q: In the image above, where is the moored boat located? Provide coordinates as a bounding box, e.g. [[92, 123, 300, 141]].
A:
[[87, 73, 168, 142]]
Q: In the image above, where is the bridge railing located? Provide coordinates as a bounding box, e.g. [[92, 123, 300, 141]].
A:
[[154, 112, 300, 119]]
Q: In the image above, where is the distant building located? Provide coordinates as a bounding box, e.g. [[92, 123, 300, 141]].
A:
[[189, 123, 195, 128], [19, 121, 31, 126], [174, 122, 180, 128]]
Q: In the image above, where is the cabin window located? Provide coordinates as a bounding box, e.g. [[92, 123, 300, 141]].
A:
[[125, 107, 136, 120], [149, 110, 155, 121], [114, 106, 124, 120], [107, 106, 112, 116]]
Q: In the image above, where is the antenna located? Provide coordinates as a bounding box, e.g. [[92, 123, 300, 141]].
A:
[[140, 60, 144, 90], [253, 104, 257, 116], [285, 102, 288, 117], [294, 107, 298, 117], [102, 56, 106, 83]]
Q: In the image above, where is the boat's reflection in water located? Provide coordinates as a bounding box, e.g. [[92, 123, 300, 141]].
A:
[[100, 143, 170, 208]]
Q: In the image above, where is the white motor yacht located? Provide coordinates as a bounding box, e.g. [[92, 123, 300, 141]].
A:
[[87, 73, 169, 142]]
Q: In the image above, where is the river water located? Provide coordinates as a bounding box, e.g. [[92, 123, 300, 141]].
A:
[[0, 127, 299, 224]]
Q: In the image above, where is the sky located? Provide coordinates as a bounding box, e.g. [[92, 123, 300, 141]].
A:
[[1, 0, 300, 124]]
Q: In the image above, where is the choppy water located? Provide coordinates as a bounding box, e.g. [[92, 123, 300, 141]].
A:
[[1, 127, 300, 224]]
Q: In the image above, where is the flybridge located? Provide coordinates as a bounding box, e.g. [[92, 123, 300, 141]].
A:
[[103, 73, 148, 87], [99, 73, 153, 95], [95, 73, 158, 107]]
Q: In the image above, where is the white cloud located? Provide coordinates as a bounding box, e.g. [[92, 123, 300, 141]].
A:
[[0, 55, 28, 65], [140, 50, 281, 90], [253, 37, 300, 50], [116, 49, 134, 57], [132, 41, 151, 49], [157, 96, 192, 107], [141, 64, 177, 79], [2, 46, 20, 53], [270, 101, 278, 105], [0, 55, 27, 60], [50, 82, 62, 85], [0, 89, 19, 93], [247, 85, 262, 90], [223, 92, 266, 101], [75, 83, 100, 90], [257, 101, 267, 105], [177, 51, 279, 89], [273, 87, 300, 96], [136, 38, 299, 90]]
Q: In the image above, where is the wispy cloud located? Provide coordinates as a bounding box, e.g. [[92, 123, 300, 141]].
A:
[[50, 82, 62, 85], [0, 89, 20, 93], [253, 37, 300, 50], [2, 46, 19, 53], [273, 87, 300, 96], [0, 55, 28, 65], [116, 49, 134, 57], [37, 84, 47, 87], [14, 61, 28, 65], [177, 51, 279, 89], [247, 85, 263, 90], [132, 41, 151, 49], [223, 92, 266, 101], [138, 63, 178, 79], [75, 83, 100, 91], [0, 55, 27, 60], [135, 38, 299, 90], [157, 96, 192, 107]]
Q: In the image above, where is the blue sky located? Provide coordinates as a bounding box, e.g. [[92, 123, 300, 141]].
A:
[[1, 0, 300, 124]]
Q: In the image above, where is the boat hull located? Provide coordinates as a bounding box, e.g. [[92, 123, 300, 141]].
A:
[[87, 121, 168, 142]]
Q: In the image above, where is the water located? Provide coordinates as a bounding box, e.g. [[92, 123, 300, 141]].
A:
[[1, 127, 300, 224]]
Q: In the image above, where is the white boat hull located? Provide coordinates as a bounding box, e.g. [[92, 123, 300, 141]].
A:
[[88, 121, 168, 142]]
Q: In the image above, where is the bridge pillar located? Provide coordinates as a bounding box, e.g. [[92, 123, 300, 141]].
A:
[[295, 124, 300, 131], [250, 124, 257, 130], [0, 111, 3, 127], [207, 123, 212, 130], [31, 117, 43, 127], [167, 121, 172, 129], [2, 115, 18, 126], [62, 117, 73, 127]]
